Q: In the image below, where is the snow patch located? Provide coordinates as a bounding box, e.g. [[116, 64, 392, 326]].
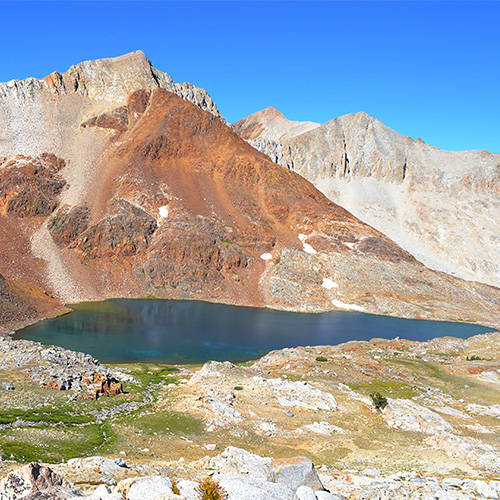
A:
[[260, 253, 273, 261], [298, 233, 307, 241], [303, 243, 317, 255], [344, 242, 356, 249], [331, 299, 365, 312], [158, 205, 169, 218], [322, 278, 339, 290]]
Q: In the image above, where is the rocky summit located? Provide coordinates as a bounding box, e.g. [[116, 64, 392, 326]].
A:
[[0, 52, 499, 330], [233, 108, 500, 289]]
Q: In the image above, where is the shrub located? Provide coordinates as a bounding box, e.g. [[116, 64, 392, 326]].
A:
[[233, 386, 243, 391], [315, 356, 328, 362], [466, 355, 482, 361], [197, 477, 228, 500], [171, 477, 180, 495], [370, 392, 388, 410]]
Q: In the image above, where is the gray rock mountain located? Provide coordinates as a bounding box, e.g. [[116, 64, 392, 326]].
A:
[[234, 109, 500, 288]]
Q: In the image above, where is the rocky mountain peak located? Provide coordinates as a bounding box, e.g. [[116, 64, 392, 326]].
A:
[[0, 50, 224, 121], [233, 106, 320, 142], [235, 105, 500, 289], [54, 50, 171, 101]]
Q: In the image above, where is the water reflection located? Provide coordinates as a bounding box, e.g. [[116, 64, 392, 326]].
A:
[[14, 299, 492, 364]]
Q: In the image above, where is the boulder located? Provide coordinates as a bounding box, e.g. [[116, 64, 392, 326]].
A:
[[176, 480, 199, 500], [296, 485, 317, 500], [217, 474, 297, 500], [211, 446, 272, 481], [116, 476, 172, 500], [88, 484, 122, 500], [67, 457, 124, 475], [271, 457, 324, 492], [0, 462, 82, 500]]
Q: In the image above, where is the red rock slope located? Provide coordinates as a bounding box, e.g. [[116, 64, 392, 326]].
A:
[[0, 53, 499, 329]]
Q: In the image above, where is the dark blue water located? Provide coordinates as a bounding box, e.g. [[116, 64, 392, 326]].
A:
[[14, 300, 492, 364]]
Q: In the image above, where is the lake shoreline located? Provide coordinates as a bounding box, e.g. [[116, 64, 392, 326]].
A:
[[13, 298, 495, 365]]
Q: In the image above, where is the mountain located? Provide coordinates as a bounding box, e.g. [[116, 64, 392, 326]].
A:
[[235, 106, 320, 142], [234, 109, 500, 290], [0, 52, 499, 330], [0, 272, 64, 331]]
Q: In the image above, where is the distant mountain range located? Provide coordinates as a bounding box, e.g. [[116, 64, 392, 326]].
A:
[[234, 107, 500, 289], [0, 51, 499, 330]]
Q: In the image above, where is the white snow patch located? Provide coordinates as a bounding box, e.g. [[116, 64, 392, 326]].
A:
[[158, 205, 169, 218], [344, 242, 356, 249], [331, 299, 365, 312], [298, 233, 307, 241], [260, 253, 273, 261], [303, 243, 317, 254], [322, 278, 339, 290]]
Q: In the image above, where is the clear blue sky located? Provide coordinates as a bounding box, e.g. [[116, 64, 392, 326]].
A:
[[1, 1, 498, 153]]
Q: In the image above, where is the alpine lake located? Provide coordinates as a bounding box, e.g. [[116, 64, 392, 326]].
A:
[[14, 299, 492, 364]]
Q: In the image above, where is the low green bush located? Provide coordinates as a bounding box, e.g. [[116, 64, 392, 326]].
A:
[[370, 392, 388, 410]]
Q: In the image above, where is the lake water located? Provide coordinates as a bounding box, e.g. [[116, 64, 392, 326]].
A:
[[14, 299, 492, 364]]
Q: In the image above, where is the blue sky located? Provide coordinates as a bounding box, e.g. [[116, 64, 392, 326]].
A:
[[1, 1, 498, 153]]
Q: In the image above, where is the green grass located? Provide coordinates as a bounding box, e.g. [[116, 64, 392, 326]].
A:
[[350, 380, 417, 399], [0, 407, 94, 426], [126, 364, 179, 391], [117, 410, 204, 437], [0, 424, 105, 463], [390, 357, 500, 404]]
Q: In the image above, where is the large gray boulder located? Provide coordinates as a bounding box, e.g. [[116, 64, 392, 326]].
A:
[[271, 457, 325, 491], [217, 474, 298, 500], [118, 476, 172, 500], [0, 462, 82, 500], [211, 446, 272, 481]]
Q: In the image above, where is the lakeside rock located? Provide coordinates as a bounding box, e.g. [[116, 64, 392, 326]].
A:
[[0, 335, 134, 399]]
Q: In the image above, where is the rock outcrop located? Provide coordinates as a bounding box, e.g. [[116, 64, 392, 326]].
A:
[[234, 109, 500, 289], [1, 53, 500, 329], [0, 335, 132, 398], [5, 448, 500, 499], [0, 462, 81, 499]]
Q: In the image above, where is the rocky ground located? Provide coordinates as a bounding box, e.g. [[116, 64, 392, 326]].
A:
[[1, 330, 500, 498]]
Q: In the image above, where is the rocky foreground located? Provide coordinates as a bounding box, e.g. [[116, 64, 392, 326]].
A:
[[1, 330, 500, 498], [4, 446, 500, 500]]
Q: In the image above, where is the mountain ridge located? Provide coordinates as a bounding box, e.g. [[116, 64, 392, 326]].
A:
[[234, 107, 500, 288], [0, 52, 500, 330]]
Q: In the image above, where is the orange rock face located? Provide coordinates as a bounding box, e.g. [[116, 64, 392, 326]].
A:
[[0, 53, 499, 329]]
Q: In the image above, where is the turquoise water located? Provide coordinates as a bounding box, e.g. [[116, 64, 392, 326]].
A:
[[14, 299, 492, 364]]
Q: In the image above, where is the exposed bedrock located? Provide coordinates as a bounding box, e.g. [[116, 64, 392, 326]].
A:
[[0, 53, 499, 329]]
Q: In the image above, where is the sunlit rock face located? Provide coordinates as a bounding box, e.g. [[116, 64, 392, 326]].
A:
[[234, 108, 500, 289], [0, 52, 500, 330]]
